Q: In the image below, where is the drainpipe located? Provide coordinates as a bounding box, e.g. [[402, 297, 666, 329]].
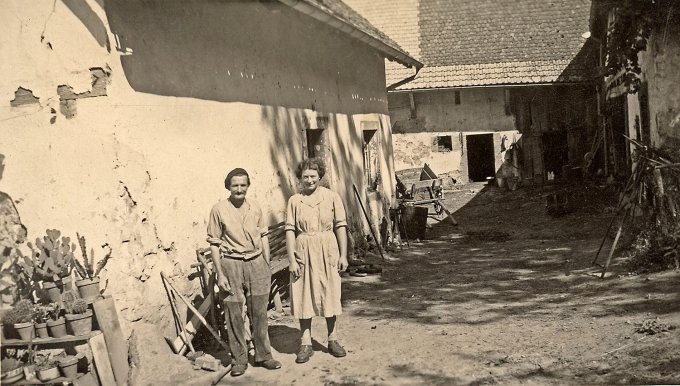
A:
[[279, 0, 423, 71], [387, 67, 422, 91]]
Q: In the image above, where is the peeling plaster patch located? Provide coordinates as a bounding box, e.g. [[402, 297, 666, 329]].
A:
[[10, 87, 40, 107], [59, 97, 77, 119], [56, 68, 109, 118]]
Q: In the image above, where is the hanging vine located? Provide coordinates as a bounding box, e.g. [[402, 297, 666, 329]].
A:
[[604, 0, 674, 93]]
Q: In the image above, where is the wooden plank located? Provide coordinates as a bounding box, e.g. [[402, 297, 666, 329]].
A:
[[270, 258, 290, 275], [263, 222, 285, 236], [2, 331, 101, 346], [170, 295, 212, 353], [89, 333, 116, 386], [92, 297, 129, 386]]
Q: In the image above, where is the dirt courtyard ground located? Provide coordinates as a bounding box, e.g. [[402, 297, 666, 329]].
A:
[[139, 182, 680, 385]]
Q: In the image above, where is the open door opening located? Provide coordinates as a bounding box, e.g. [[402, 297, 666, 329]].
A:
[[542, 131, 569, 179], [466, 133, 495, 182]]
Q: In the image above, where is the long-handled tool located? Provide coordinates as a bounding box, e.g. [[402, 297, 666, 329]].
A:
[[162, 275, 195, 355], [353, 184, 385, 260], [439, 203, 459, 226]]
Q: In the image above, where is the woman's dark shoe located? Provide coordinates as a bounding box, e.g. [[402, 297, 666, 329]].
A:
[[255, 359, 282, 370], [327, 340, 346, 357], [296, 345, 314, 363], [231, 363, 248, 377]]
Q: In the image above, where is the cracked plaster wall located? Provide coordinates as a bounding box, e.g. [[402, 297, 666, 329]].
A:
[[0, 0, 396, 336]]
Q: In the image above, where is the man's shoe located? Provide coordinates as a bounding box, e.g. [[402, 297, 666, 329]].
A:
[[231, 363, 248, 377], [327, 340, 346, 357], [255, 359, 282, 370], [295, 345, 314, 363]]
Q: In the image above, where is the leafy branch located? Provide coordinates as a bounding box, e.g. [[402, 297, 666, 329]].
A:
[[604, 0, 672, 93]]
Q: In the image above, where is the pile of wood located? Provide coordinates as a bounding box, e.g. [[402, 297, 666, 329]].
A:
[[595, 139, 680, 274]]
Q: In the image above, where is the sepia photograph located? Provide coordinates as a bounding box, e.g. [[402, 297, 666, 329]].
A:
[[1, 0, 678, 384]]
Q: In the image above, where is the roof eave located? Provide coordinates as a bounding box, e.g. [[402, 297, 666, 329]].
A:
[[390, 80, 597, 93], [278, 0, 423, 70]]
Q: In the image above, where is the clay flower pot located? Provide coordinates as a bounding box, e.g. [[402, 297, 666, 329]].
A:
[[47, 317, 67, 338], [23, 364, 37, 381], [65, 310, 93, 336], [14, 321, 35, 340], [35, 322, 49, 339], [42, 277, 73, 304], [36, 366, 60, 382], [75, 277, 101, 301], [58, 356, 78, 378], [42, 281, 62, 304]]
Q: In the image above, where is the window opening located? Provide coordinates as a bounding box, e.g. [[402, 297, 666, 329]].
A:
[[435, 135, 453, 152]]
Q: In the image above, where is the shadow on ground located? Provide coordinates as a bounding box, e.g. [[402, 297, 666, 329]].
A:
[[345, 183, 679, 327]]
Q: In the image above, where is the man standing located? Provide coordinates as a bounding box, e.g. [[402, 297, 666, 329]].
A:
[[207, 168, 281, 376]]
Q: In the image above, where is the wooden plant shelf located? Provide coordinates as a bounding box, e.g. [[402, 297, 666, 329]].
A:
[[2, 331, 101, 347], [15, 373, 85, 385]]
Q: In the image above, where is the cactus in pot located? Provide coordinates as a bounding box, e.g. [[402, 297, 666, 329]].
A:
[[63, 291, 92, 336], [73, 233, 112, 300], [33, 304, 51, 338], [23, 229, 76, 304], [3, 299, 36, 340], [45, 302, 66, 338]]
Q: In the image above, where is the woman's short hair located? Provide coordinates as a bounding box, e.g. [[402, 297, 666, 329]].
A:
[[224, 168, 250, 189], [295, 158, 326, 179]]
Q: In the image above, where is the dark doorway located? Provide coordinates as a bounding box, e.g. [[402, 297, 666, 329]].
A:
[[607, 95, 629, 177], [542, 131, 568, 179], [466, 134, 495, 182]]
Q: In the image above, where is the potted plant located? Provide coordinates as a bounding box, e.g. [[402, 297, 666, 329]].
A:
[[3, 299, 36, 340], [45, 302, 66, 338], [1, 357, 25, 384], [63, 291, 92, 336], [24, 229, 76, 304], [57, 355, 79, 378], [73, 233, 112, 301], [34, 352, 60, 382], [33, 304, 51, 339]]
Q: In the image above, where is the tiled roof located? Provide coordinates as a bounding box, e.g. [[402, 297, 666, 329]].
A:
[[287, 0, 420, 68], [344, 0, 597, 89]]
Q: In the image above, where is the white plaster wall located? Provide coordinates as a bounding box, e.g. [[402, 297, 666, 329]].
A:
[[390, 88, 516, 133], [0, 0, 396, 335]]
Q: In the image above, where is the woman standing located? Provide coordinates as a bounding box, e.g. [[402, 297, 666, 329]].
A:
[[285, 158, 349, 363]]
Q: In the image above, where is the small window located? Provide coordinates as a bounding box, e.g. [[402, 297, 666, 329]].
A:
[[362, 121, 381, 190], [306, 129, 324, 158], [454, 90, 461, 105], [435, 135, 453, 152]]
